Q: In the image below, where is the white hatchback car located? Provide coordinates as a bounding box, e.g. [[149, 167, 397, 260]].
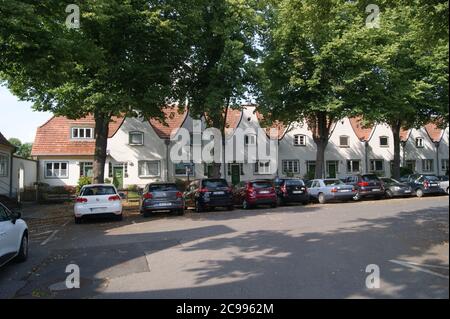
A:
[[74, 184, 123, 223], [0, 202, 28, 267]]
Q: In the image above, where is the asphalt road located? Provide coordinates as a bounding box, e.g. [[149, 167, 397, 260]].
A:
[[1, 196, 448, 299]]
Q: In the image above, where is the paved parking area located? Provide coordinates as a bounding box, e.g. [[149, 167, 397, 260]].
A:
[[0, 196, 448, 299]]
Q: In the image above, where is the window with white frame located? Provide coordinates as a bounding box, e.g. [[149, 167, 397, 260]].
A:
[[370, 159, 384, 172], [227, 163, 244, 176], [339, 136, 350, 147], [406, 160, 416, 172], [45, 162, 68, 178], [174, 162, 195, 176], [422, 159, 434, 172], [347, 160, 361, 173], [129, 131, 144, 145], [138, 161, 160, 177], [379, 136, 389, 147], [254, 161, 270, 174], [306, 161, 316, 175], [245, 134, 256, 146], [80, 162, 93, 177], [71, 127, 93, 139], [415, 137, 424, 148], [294, 134, 306, 146], [442, 159, 449, 173], [0, 153, 9, 177], [282, 160, 300, 174]]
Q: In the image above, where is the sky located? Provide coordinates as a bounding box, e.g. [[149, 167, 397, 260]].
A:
[[0, 86, 53, 143]]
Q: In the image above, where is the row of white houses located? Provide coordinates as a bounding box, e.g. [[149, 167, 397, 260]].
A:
[[28, 105, 449, 189]]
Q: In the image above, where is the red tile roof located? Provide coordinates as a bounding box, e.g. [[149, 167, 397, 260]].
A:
[[349, 117, 374, 142], [425, 123, 443, 143], [0, 131, 14, 149], [255, 111, 287, 140], [31, 115, 125, 156], [149, 107, 188, 139]]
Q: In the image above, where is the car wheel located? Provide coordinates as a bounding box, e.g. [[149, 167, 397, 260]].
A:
[[385, 190, 394, 199], [416, 188, 424, 198], [242, 200, 251, 210], [447, 187, 449, 195], [195, 200, 204, 213], [318, 193, 326, 204], [16, 233, 28, 262], [74, 216, 83, 224]]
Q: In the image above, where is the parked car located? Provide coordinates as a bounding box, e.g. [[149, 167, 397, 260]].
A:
[[404, 174, 445, 197], [184, 179, 234, 212], [140, 183, 184, 217], [0, 203, 28, 267], [274, 178, 309, 206], [380, 178, 413, 198], [74, 184, 123, 223], [232, 180, 277, 209], [438, 176, 449, 195], [343, 174, 385, 200], [307, 179, 355, 204]]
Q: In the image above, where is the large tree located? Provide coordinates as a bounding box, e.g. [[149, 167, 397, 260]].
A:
[[8, 138, 33, 159], [181, 0, 262, 178], [0, 0, 198, 183], [256, 0, 369, 178], [335, 0, 449, 179]]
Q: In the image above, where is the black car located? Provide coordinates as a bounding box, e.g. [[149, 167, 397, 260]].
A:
[[184, 179, 234, 212], [274, 178, 309, 205], [140, 183, 184, 217], [343, 174, 385, 200], [405, 174, 444, 197], [380, 178, 413, 198]]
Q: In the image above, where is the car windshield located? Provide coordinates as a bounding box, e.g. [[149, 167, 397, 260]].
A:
[[82, 186, 116, 196], [252, 181, 273, 189], [324, 179, 343, 186], [286, 179, 304, 186], [361, 175, 379, 181], [382, 178, 397, 185], [202, 179, 229, 189], [148, 184, 178, 192]]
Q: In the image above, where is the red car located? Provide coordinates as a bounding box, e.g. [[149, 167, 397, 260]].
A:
[[232, 180, 278, 209]]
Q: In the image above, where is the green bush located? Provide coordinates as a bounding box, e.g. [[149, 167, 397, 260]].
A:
[[175, 178, 189, 191], [303, 171, 315, 181], [104, 178, 112, 184], [77, 176, 93, 194], [400, 167, 414, 177], [127, 184, 138, 192]]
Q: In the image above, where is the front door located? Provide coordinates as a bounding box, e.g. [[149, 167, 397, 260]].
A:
[[113, 167, 124, 190], [327, 161, 338, 178], [231, 165, 241, 185]]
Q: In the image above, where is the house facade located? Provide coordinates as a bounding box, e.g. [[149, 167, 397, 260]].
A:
[[0, 132, 15, 196], [30, 106, 449, 189]]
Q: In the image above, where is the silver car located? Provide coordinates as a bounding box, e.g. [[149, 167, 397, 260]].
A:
[[307, 179, 356, 204]]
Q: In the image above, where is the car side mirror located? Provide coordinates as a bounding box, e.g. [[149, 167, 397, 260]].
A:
[[11, 210, 21, 224]]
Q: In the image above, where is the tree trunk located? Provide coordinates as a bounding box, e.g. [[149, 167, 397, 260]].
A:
[[391, 120, 402, 180], [93, 111, 110, 184], [311, 112, 330, 179]]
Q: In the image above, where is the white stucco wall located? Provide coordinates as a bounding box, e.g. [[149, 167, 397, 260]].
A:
[[366, 123, 394, 177], [12, 156, 38, 192], [404, 127, 438, 174]]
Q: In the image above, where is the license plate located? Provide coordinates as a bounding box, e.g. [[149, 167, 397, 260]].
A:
[[259, 191, 270, 194], [91, 207, 106, 212], [156, 202, 171, 207], [213, 191, 225, 195], [404, 190, 411, 193], [339, 189, 351, 193], [430, 184, 438, 187], [293, 191, 303, 194], [372, 189, 381, 192]]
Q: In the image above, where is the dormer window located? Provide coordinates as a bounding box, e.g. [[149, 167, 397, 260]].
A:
[[416, 137, 424, 148], [294, 134, 306, 146], [72, 127, 93, 139], [129, 131, 144, 146], [339, 136, 350, 148]]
